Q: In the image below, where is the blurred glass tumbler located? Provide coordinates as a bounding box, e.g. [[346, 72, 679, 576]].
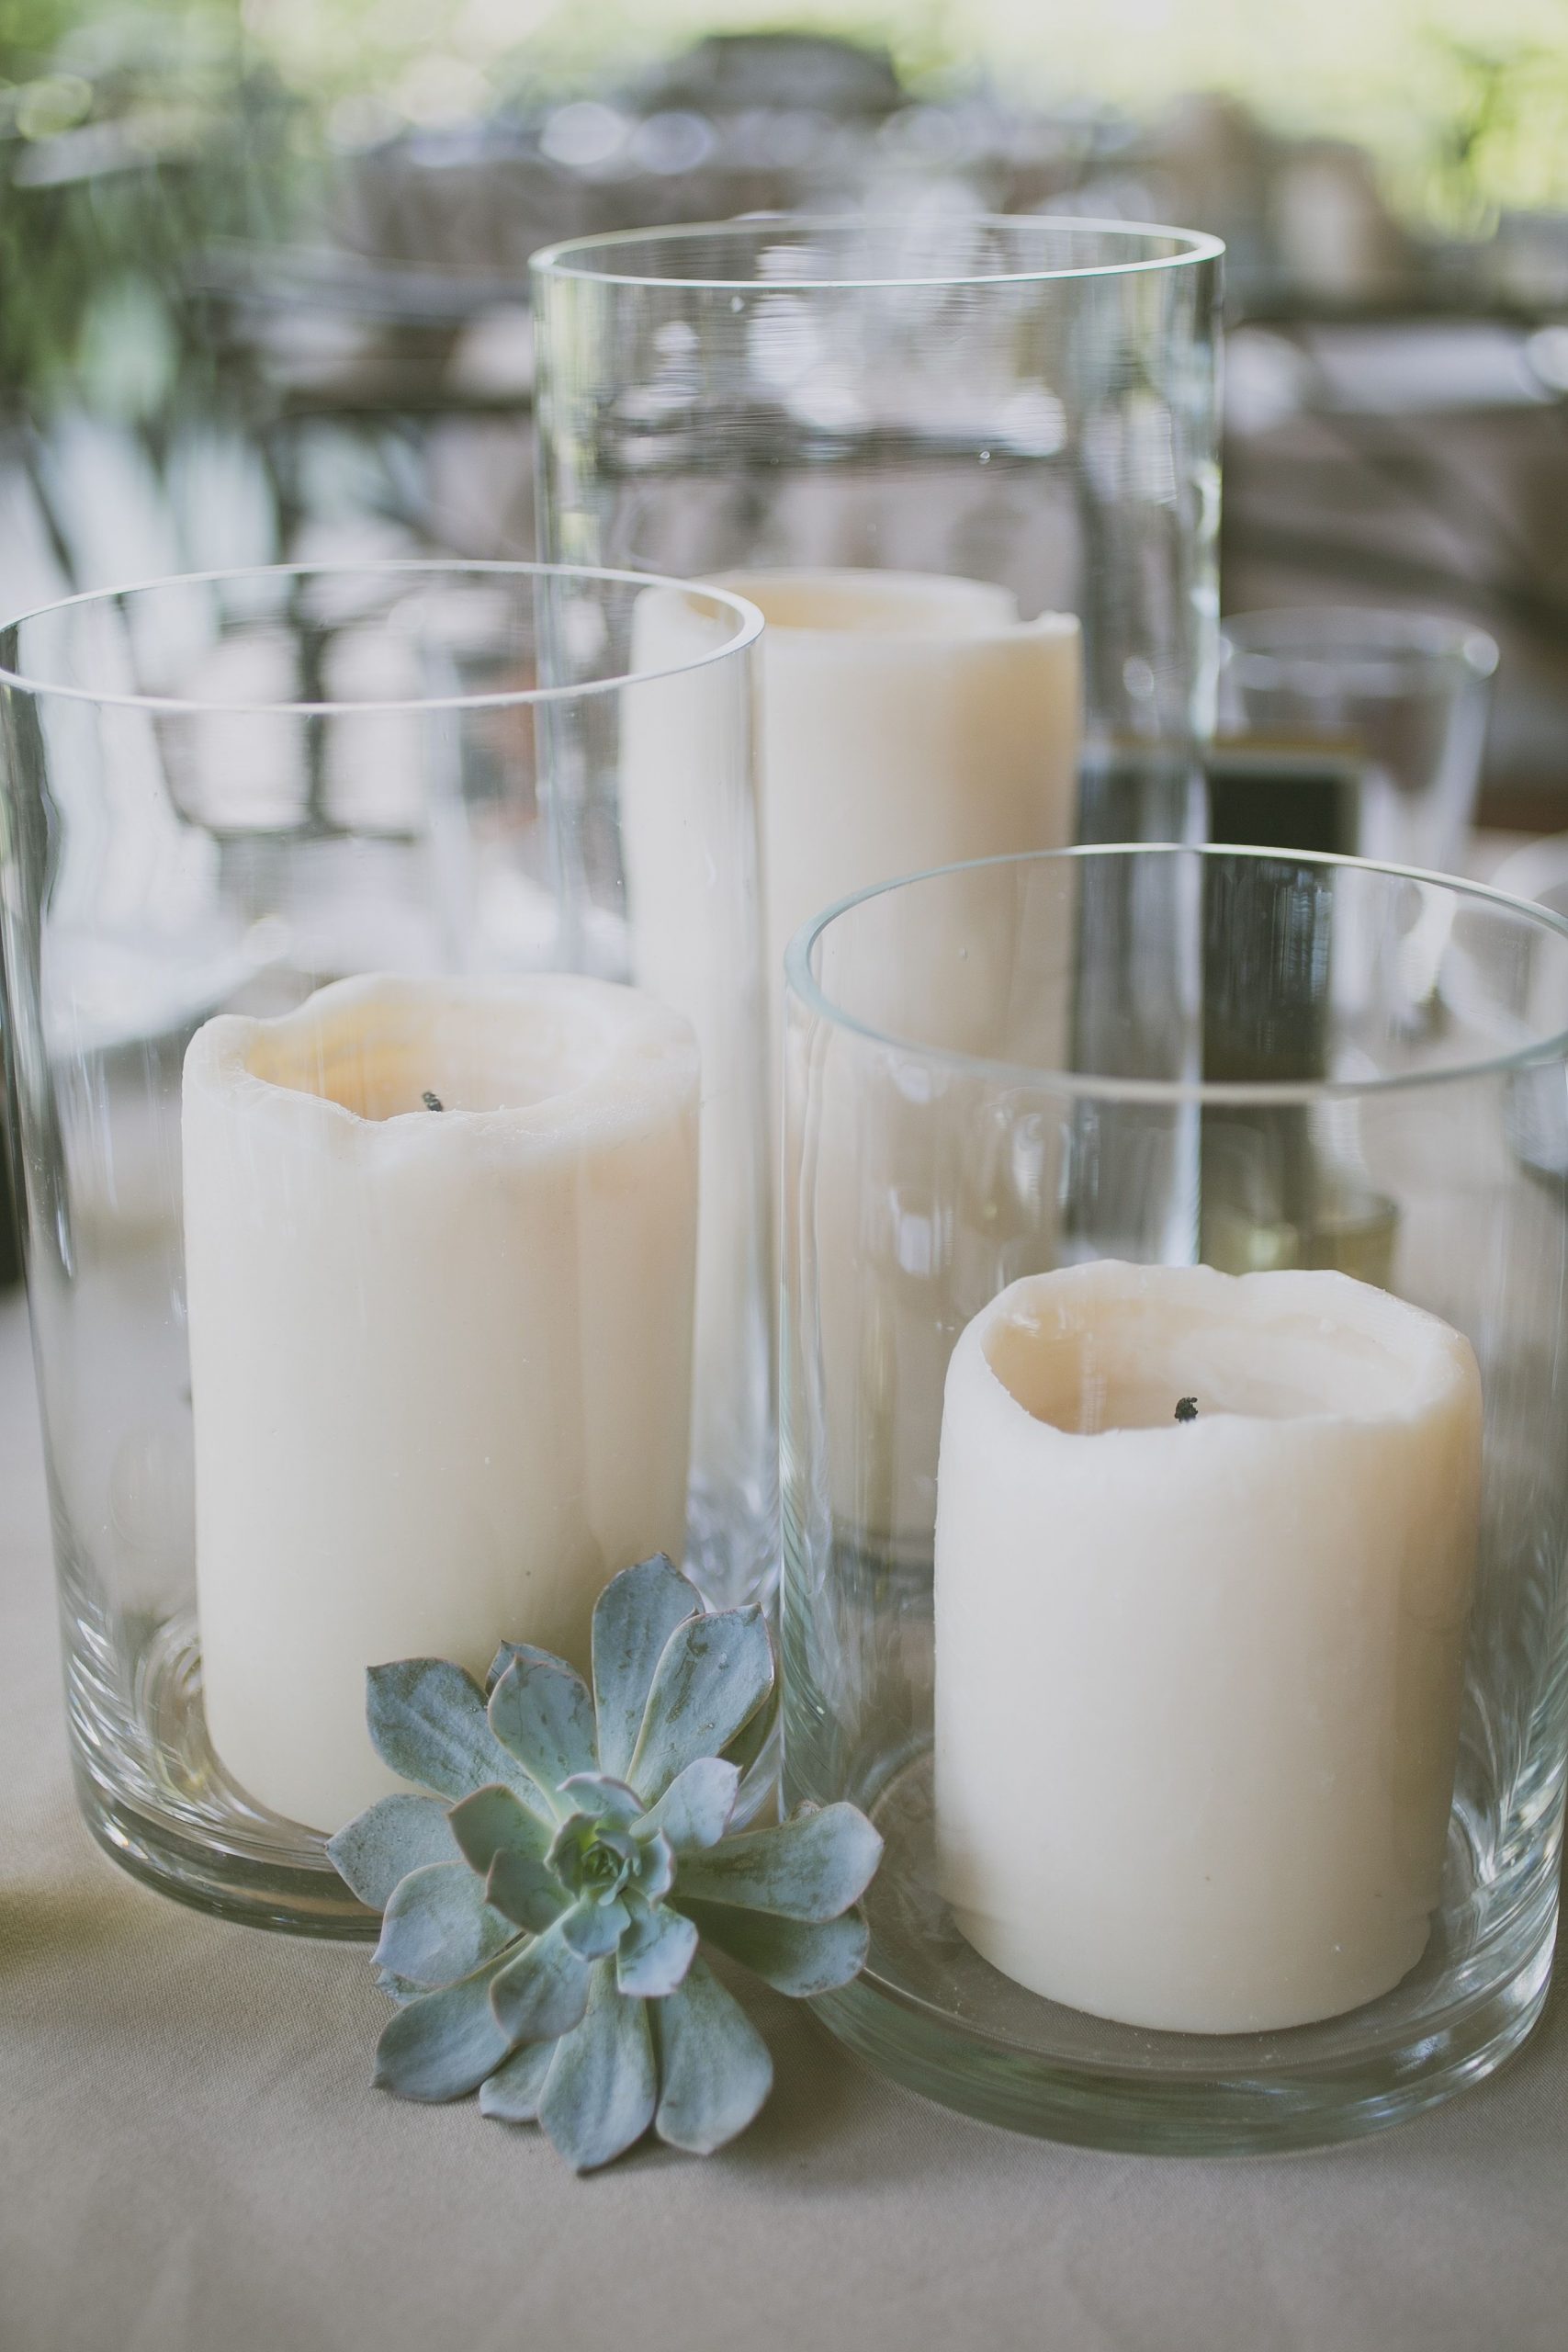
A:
[[0, 560, 770, 1930], [783, 845, 1568, 2152], [1217, 607, 1497, 875], [533, 215, 1225, 932]]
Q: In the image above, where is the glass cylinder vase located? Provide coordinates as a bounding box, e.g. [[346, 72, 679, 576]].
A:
[[0, 560, 769, 1932], [783, 843, 1568, 2152], [532, 217, 1224, 1008]]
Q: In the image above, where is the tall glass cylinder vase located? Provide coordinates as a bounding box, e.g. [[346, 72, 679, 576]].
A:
[[0, 560, 769, 1932], [783, 844, 1568, 2151], [532, 218, 1224, 1012]]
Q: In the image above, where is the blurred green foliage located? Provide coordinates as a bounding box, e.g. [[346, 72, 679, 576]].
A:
[[0, 0, 1565, 403], [0, 5, 304, 420], [1415, 35, 1568, 226], [224, 0, 1568, 232]]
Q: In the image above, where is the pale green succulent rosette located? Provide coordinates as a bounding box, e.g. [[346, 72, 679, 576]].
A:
[[327, 1556, 883, 2172]]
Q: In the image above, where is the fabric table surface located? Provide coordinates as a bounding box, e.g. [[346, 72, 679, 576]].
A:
[[3, 1291, 1567, 2352]]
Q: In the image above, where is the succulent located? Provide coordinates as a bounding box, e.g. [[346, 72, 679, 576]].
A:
[[327, 1555, 883, 2172]]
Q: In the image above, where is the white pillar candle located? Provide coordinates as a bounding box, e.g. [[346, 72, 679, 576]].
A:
[[724, 568, 1081, 1002], [627, 569, 1080, 1027], [934, 1261, 1482, 2034], [624, 571, 1079, 1549], [617, 607, 767, 1503], [183, 972, 699, 1831]]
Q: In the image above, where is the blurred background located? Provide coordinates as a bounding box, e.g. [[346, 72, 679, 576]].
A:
[[1, 0, 1566, 823]]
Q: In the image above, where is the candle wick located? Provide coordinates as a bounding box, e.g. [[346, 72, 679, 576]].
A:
[[422, 1091, 445, 1113], [1175, 1396, 1198, 1422]]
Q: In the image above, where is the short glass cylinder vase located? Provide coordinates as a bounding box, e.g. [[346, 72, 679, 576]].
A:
[[0, 560, 770, 1933], [533, 216, 1224, 1003], [782, 843, 1568, 2153]]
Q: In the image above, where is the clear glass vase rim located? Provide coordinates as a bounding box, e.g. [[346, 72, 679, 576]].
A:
[[1221, 606, 1500, 680], [784, 842, 1568, 1107], [531, 212, 1225, 291], [0, 559, 765, 718]]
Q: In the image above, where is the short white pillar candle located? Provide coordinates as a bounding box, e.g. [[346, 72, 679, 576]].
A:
[[934, 1261, 1483, 2034], [183, 972, 699, 1832]]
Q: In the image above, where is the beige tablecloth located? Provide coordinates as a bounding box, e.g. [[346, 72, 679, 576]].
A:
[[3, 1290, 1567, 2352]]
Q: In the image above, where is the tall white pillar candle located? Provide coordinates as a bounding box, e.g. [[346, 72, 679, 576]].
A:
[[184, 972, 699, 1831], [935, 1261, 1482, 2034], [627, 569, 1080, 1024], [625, 571, 1079, 1548], [617, 608, 767, 1505], [724, 568, 1081, 1001]]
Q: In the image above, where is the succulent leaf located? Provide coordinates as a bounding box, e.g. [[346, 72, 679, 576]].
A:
[[560, 1895, 631, 1962], [367, 1659, 526, 1805], [637, 1756, 739, 1852], [719, 1676, 779, 1781], [488, 1655, 597, 1806], [485, 1639, 556, 1696], [373, 1967, 426, 2006], [680, 1901, 871, 1997], [538, 1962, 659, 2174], [373, 1958, 516, 2102], [626, 1607, 773, 1804], [478, 2035, 557, 2124], [446, 1781, 552, 1874], [633, 1828, 676, 1903], [328, 1794, 461, 1910], [374, 1861, 513, 1988], [652, 1957, 773, 2155], [673, 1803, 884, 1923], [490, 1917, 593, 2044], [558, 1772, 643, 1824], [592, 1555, 700, 1781], [486, 1847, 570, 1935], [615, 1902, 698, 1999]]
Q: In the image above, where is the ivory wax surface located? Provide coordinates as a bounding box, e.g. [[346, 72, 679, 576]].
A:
[[629, 568, 1080, 1009], [626, 571, 1080, 1548], [934, 1261, 1483, 2034], [620, 600, 766, 1495], [184, 972, 699, 1830], [727, 567, 1080, 997]]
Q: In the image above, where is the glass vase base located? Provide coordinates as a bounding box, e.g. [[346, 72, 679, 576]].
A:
[[76, 1775, 379, 1938], [68, 1594, 782, 1938], [68, 1611, 378, 1937], [809, 1748, 1557, 2155], [813, 1959, 1551, 2155]]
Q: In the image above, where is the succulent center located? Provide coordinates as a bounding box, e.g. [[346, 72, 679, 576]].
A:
[[581, 1841, 627, 1895], [553, 1818, 637, 1906]]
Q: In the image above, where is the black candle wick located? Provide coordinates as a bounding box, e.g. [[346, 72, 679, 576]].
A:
[[1175, 1396, 1198, 1422], [422, 1091, 445, 1113]]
